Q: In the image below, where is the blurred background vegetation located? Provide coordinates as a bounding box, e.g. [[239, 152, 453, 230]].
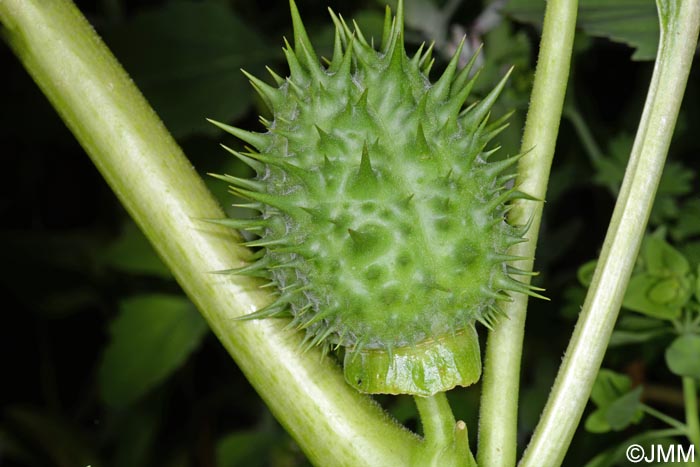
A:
[[1, 0, 698, 466]]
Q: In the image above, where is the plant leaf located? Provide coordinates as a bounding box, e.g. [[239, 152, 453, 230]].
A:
[[102, 1, 276, 139], [604, 386, 643, 430], [643, 235, 690, 276], [586, 370, 644, 434], [216, 431, 280, 467], [99, 221, 172, 278], [590, 369, 632, 407], [609, 328, 668, 346], [665, 334, 700, 378], [506, 0, 659, 61], [623, 273, 685, 320], [584, 408, 611, 433], [577, 259, 597, 287], [672, 199, 700, 241], [99, 294, 208, 408]]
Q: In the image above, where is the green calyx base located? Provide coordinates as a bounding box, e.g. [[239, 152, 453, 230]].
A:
[[343, 324, 481, 396]]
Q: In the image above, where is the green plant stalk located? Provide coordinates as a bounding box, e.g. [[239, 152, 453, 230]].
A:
[[519, 2, 700, 467], [0, 1, 419, 465], [641, 404, 687, 432], [415, 394, 457, 451], [477, 0, 578, 466], [565, 105, 621, 194], [413, 394, 476, 467], [566, 106, 605, 167], [683, 377, 700, 456]]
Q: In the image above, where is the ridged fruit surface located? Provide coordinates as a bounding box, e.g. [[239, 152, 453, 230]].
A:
[[212, 0, 541, 395]]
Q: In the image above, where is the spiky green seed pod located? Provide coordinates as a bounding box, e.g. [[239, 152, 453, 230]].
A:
[[212, 0, 542, 396]]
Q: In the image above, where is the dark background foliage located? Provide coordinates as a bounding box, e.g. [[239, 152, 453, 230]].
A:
[[1, 0, 698, 466]]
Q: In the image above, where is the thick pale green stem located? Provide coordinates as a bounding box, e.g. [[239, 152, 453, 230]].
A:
[[519, 2, 700, 467], [684, 378, 700, 457], [0, 1, 419, 465], [477, 1, 578, 466]]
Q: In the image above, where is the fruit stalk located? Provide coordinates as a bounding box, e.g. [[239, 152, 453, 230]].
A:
[[413, 393, 477, 467]]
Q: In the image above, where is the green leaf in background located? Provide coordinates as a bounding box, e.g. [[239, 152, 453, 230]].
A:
[[621, 236, 694, 319], [216, 431, 279, 467], [655, 162, 695, 198], [591, 134, 631, 194], [672, 199, 700, 241], [506, 0, 659, 61], [590, 369, 633, 407], [609, 314, 670, 346], [585, 369, 644, 433], [665, 334, 700, 378], [623, 273, 684, 320], [616, 315, 667, 332], [102, 1, 275, 139], [577, 259, 597, 287], [643, 235, 690, 276], [99, 221, 172, 279], [609, 329, 667, 346], [604, 386, 643, 431], [99, 294, 208, 408], [584, 408, 610, 434]]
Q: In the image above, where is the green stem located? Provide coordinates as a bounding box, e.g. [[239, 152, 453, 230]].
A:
[[477, 0, 578, 466], [641, 404, 687, 432], [414, 394, 476, 467], [0, 1, 418, 465], [416, 394, 457, 449], [683, 377, 700, 455], [565, 106, 605, 168], [565, 105, 621, 195], [519, 2, 700, 467]]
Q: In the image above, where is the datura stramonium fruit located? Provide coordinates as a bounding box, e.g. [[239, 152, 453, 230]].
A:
[[211, 0, 542, 396]]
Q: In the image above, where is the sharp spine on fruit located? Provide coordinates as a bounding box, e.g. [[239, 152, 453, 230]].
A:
[[462, 66, 514, 128], [356, 142, 377, 184], [241, 69, 282, 111], [451, 44, 482, 98], [289, 0, 320, 70], [213, 257, 271, 277], [243, 237, 291, 248], [380, 6, 393, 52], [429, 36, 466, 104], [218, 146, 263, 171], [266, 66, 285, 86], [202, 217, 267, 231], [283, 38, 308, 84], [443, 69, 481, 121], [210, 173, 264, 192], [207, 119, 267, 150]]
